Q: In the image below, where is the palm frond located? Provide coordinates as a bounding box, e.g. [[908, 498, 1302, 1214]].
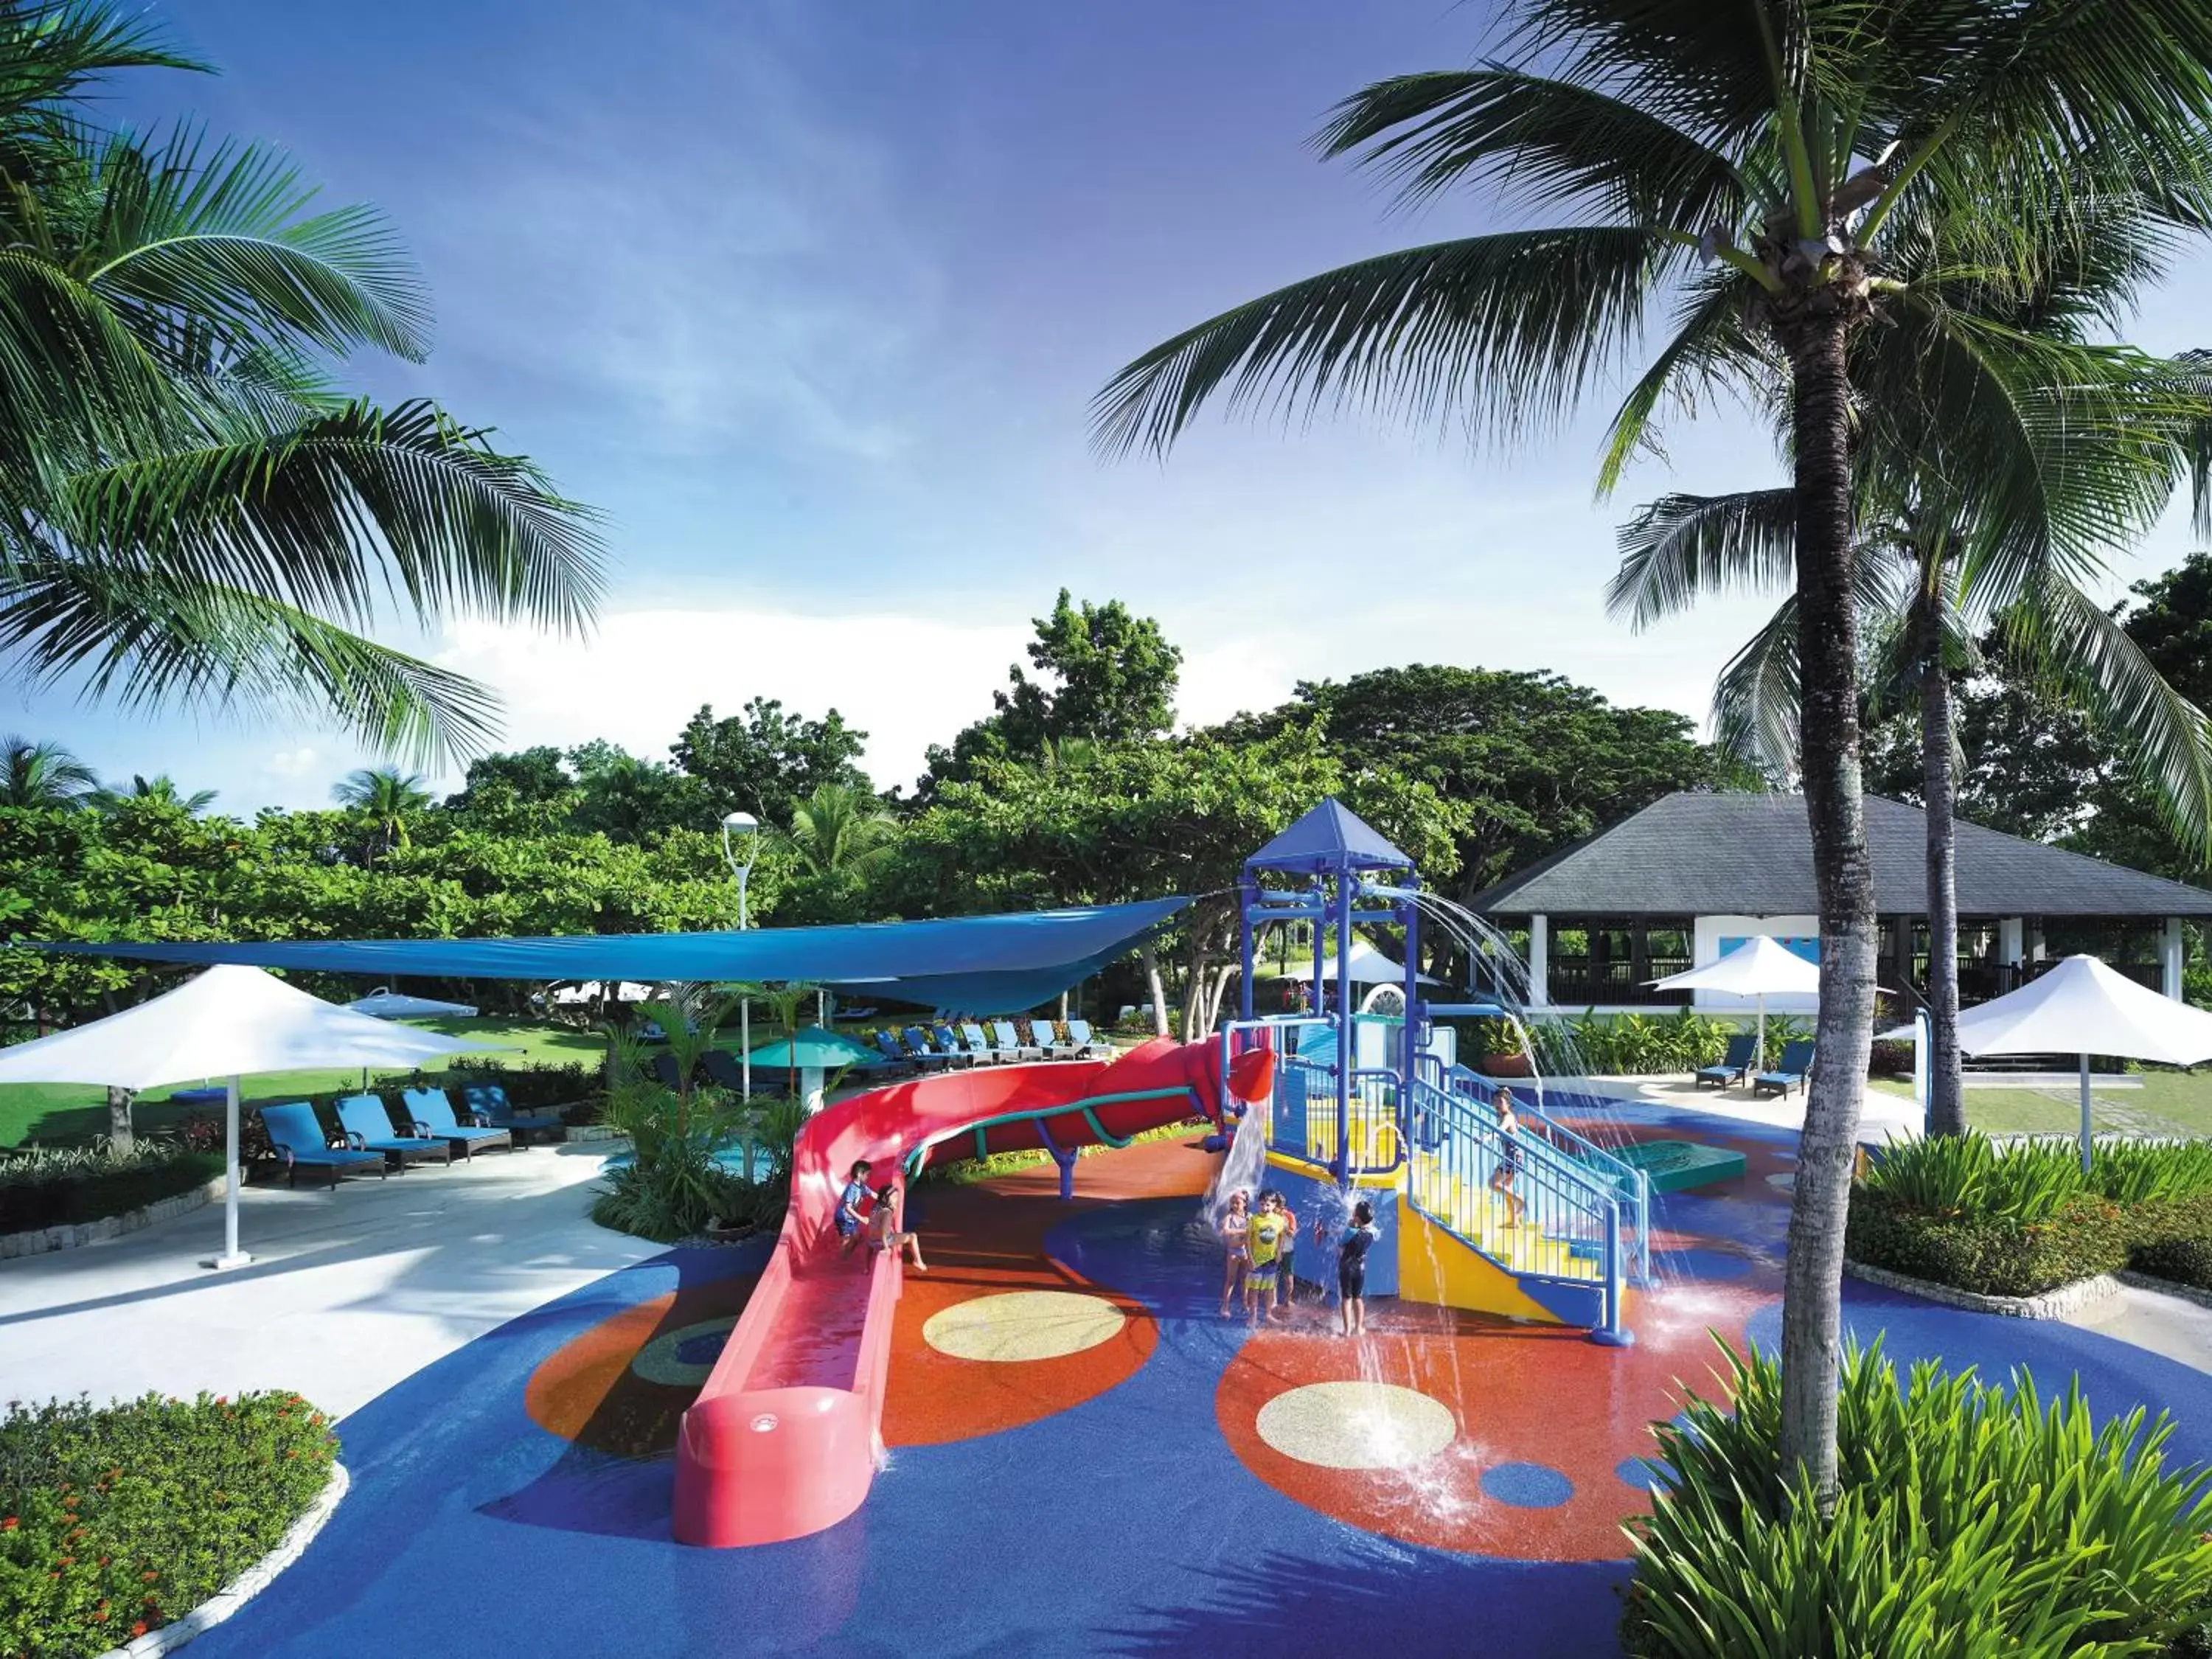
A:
[[1596, 270, 1772, 493], [59, 396, 606, 633], [2008, 577, 2212, 859], [1607, 487, 1796, 627], [1711, 594, 1801, 782], [1093, 227, 1680, 458], [0, 553, 503, 763], [1317, 69, 1753, 226], [85, 129, 431, 364]]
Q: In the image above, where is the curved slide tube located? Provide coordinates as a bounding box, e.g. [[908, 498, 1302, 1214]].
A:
[[672, 1037, 1247, 1547]]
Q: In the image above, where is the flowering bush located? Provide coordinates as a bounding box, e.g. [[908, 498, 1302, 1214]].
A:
[[0, 1392, 338, 1658]]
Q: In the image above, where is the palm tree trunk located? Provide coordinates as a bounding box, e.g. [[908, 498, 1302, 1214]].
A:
[[1777, 306, 1878, 1511], [1917, 581, 1966, 1138], [106, 1085, 135, 1153]]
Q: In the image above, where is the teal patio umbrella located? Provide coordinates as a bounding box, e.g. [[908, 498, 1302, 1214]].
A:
[[749, 1024, 875, 1113]]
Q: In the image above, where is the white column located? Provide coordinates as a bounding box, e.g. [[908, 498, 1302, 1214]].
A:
[[1998, 917, 2024, 966], [1528, 914, 1549, 1010], [2164, 917, 2185, 1001]]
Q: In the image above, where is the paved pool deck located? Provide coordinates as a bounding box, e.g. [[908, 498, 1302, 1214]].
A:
[[0, 1100, 2173, 1659]]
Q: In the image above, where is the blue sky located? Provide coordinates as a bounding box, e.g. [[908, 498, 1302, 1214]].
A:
[[19, 1, 2208, 809]]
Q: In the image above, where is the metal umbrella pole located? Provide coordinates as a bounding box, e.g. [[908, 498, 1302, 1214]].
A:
[[721, 812, 759, 1098]]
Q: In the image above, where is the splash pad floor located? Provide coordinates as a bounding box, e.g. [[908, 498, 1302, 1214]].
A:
[[184, 1103, 2212, 1659]]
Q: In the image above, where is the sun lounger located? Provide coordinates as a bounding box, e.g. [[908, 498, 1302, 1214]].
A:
[[871, 1030, 918, 1075], [1695, 1034, 1759, 1090], [1752, 1040, 1816, 1099], [900, 1026, 955, 1070], [992, 1020, 1043, 1062], [335, 1093, 451, 1168], [930, 1023, 980, 1067], [460, 1082, 563, 1145], [1063, 1018, 1098, 1058], [959, 1022, 1009, 1063], [401, 1087, 513, 1159], [259, 1102, 386, 1188]]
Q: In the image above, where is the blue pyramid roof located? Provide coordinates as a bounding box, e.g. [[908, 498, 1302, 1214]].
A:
[[1245, 798, 1411, 874]]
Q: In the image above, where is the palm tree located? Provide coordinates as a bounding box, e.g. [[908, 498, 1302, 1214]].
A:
[[1611, 240, 2212, 1142], [1091, 1, 2212, 1501], [784, 783, 898, 882], [0, 734, 96, 807], [333, 765, 431, 858], [88, 773, 218, 813], [0, 4, 605, 762]]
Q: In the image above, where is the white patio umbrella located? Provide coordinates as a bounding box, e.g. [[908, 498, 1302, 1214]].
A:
[[345, 988, 478, 1019], [1883, 955, 2212, 1171], [1257, 937, 1444, 985], [1649, 935, 1820, 1068], [0, 965, 482, 1268]]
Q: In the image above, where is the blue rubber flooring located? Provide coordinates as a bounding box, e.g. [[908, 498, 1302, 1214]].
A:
[[187, 1105, 2212, 1659]]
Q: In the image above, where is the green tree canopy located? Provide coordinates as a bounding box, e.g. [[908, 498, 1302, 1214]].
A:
[[670, 698, 869, 825]]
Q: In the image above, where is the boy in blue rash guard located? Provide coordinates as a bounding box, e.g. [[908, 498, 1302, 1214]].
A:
[[836, 1159, 874, 1255], [1338, 1200, 1379, 1337]]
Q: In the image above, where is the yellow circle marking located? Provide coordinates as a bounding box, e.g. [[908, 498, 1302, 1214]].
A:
[[1255, 1381, 1458, 1470], [922, 1290, 1127, 1363]]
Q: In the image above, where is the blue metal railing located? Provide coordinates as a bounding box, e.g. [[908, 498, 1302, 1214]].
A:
[[1446, 1065, 1651, 1285]]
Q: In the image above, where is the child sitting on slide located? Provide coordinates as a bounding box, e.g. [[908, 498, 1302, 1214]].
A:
[[837, 1159, 874, 1255], [866, 1183, 928, 1272]]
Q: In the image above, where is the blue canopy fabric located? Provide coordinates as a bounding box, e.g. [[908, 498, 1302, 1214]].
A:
[[1245, 797, 1411, 875], [37, 897, 1189, 1015]]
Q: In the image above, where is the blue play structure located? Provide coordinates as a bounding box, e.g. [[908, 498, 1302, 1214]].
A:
[[1223, 799, 1649, 1345]]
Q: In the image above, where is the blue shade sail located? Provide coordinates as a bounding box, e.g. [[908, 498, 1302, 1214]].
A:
[[36, 897, 1191, 1015]]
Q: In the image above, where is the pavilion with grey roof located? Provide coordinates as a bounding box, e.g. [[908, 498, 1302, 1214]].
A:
[[1467, 793, 2212, 1015]]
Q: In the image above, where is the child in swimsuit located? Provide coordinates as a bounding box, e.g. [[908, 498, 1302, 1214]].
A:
[[1218, 1189, 1252, 1317], [1489, 1089, 1526, 1228], [1246, 1191, 1290, 1324], [866, 1182, 927, 1271], [1338, 1199, 1378, 1337], [837, 1159, 874, 1255]]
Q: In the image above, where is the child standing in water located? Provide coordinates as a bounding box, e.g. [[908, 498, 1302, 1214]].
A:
[[1489, 1088, 1526, 1228], [866, 1182, 928, 1271], [1338, 1200, 1379, 1337], [1246, 1191, 1290, 1324], [1217, 1189, 1252, 1317]]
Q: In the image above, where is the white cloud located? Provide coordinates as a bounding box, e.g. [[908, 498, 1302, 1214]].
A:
[[260, 745, 320, 782]]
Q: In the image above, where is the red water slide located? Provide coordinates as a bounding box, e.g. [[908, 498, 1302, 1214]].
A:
[[671, 1037, 1241, 1548]]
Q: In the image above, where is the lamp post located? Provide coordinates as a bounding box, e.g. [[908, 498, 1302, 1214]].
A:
[[721, 810, 759, 1098]]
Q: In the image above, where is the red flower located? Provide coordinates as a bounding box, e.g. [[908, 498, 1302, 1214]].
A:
[[131, 1622, 149, 1637], [142, 1570, 158, 1582], [1, 1516, 15, 1530]]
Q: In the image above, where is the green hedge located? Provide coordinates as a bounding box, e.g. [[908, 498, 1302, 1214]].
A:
[[1624, 1342, 2212, 1657], [0, 1149, 226, 1236], [1848, 1135, 2212, 1298], [0, 1392, 338, 1659]]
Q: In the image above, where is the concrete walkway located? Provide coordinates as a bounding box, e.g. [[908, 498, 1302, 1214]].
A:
[[0, 1143, 660, 1417], [2061, 1280, 2212, 1377], [1571, 1076, 1924, 1144]]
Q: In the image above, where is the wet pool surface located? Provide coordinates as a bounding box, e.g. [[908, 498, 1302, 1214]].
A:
[[191, 1105, 2212, 1659]]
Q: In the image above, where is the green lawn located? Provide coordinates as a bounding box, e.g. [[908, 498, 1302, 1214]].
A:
[[1869, 1071, 2212, 1138], [0, 1017, 607, 1149]]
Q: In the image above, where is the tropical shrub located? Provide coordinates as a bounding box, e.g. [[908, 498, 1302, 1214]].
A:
[[1623, 1343, 2212, 1658], [2135, 1235, 2212, 1293], [1851, 1133, 2212, 1295], [0, 1391, 338, 1659], [0, 1142, 225, 1234], [1520, 1009, 1802, 1076]]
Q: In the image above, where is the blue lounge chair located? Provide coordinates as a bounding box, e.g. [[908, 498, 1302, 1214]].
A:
[[959, 1022, 1009, 1063], [872, 1031, 917, 1074], [1695, 1034, 1759, 1091], [900, 1026, 954, 1070], [461, 1082, 563, 1145], [933, 1023, 983, 1066], [259, 1102, 386, 1189], [402, 1087, 514, 1159], [1063, 1018, 1097, 1058], [992, 1020, 1043, 1062], [1752, 1040, 1816, 1099], [335, 1093, 451, 1168]]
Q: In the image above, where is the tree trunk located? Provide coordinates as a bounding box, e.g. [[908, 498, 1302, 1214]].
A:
[[1140, 944, 1170, 1037], [106, 1085, 136, 1153], [1918, 579, 1966, 1138], [1777, 304, 1878, 1511], [1181, 942, 1209, 1043]]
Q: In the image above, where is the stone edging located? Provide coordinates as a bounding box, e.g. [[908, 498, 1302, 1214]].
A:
[[93, 1462, 349, 1659], [2118, 1268, 2212, 1312], [0, 1172, 227, 1262], [563, 1124, 627, 1144], [1843, 1257, 2122, 1319]]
